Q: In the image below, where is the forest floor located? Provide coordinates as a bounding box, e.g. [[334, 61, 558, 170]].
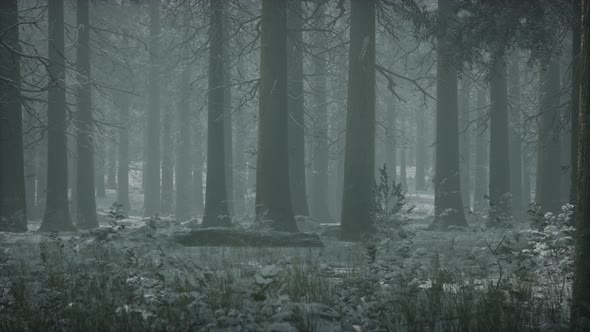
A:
[[0, 190, 573, 331]]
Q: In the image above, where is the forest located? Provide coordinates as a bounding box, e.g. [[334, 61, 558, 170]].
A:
[[1, 0, 590, 330]]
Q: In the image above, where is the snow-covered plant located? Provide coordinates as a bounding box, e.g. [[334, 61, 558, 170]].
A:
[[519, 204, 575, 322]]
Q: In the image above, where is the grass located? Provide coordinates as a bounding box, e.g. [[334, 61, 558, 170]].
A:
[[0, 204, 573, 331]]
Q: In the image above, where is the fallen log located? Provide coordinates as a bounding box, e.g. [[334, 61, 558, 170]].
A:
[[172, 227, 324, 247]]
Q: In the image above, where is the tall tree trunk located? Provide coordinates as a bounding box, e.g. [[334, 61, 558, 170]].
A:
[[571, 0, 582, 204], [509, 52, 523, 217], [40, 0, 75, 231], [203, 0, 231, 227], [340, 0, 376, 240], [400, 135, 408, 192], [193, 119, 204, 216], [117, 89, 131, 214], [75, 0, 98, 229], [572, 1, 590, 328], [311, 4, 332, 222], [287, 0, 309, 217], [255, 0, 298, 232], [473, 87, 489, 212], [415, 105, 426, 191], [536, 59, 561, 214], [161, 107, 174, 214], [0, 0, 27, 232], [459, 79, 472, 211], [432, 0, 467, 229], [223, 10, 234, 217], [144, 0, 161, 216], [175, 65, 192, 221], [488, 57, 512, 226], [386, 100, 397, 182]]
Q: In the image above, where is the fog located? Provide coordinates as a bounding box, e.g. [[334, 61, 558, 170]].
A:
[[1, 0, 589, 330]]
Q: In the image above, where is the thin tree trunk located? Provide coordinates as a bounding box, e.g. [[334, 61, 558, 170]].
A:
[[474, 88, 489, 212], [161, 107, 174, 215], [311, 4, 332, 223], [223, 9, 234, 217], [509, 51, 523, 217], [203, 0, 231, 227], [488, 56, 512, 226], [0, 0, 27, 232], [340, 0, 376, 240], [536, 59, 561, 214], [415, 105, 426, 191], [106, 142, 116, 190], [95, 141, 106, 198], [387, 100, 397, 182], [459, 79, 472, 211], [144, 0, 161, 216], [193, 119, 204, 216], [24, 110, 37, 220], [255, 0, 298, 232], [117, 89, 131, 214], [432, 0, 467, 229], [287, 0, 309, 217], [40, 0, 75, 231], [175, 64, 192, 221]]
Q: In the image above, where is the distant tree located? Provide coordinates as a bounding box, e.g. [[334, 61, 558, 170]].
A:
[[175, 63, 193, 222], [571, 1, 590, 328], [459, 79, 472, 212], [116, 33, 131, 214], [473, 87, 489, 212], [144, 0, 161, 217], [161, 107, 174, 214], [415, 105, 426, 191], [508, 52, 524, 216], [386, 100, 397, 183], [432, 0, 467, 229], [255, 0, 298, 232], [287, 0, 309, 217], [39, 0, 75, 232], [535, 58, 561, 214], [340, 0, 376, 240], [310, 2, 332, 223], [202, 0, 231, 227], [223, 9, 234, 217], [75, 0, 98, 229], [488, 56, 512, 226], [0, 0, 27, 232]]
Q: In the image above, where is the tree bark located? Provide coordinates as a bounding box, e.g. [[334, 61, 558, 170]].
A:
[[0, 0, 27, 232], [203, 0, 231, 227], [116, 34, 131, 214], [39, 0, 75, 232], [143, 0, 161, 216], [255, 0, 298, 232], [432, 0, 467, 229], [340, 0, 376, 240], [572, 1, 590, 328], [75, 0, 98, 229], [287, 0, 309, 217]]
